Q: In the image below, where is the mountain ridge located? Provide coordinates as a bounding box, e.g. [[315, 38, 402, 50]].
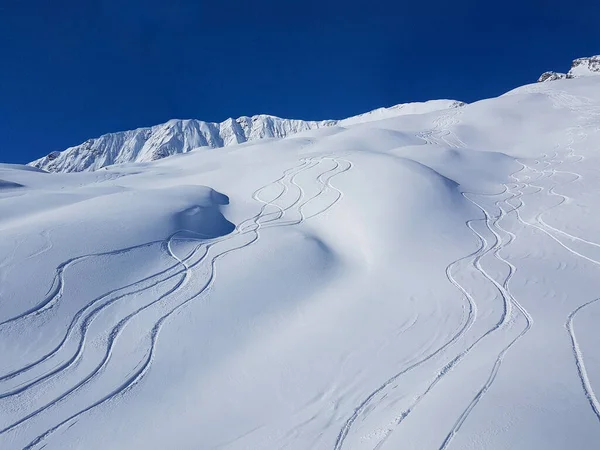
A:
[[29, 100, 464, 173]]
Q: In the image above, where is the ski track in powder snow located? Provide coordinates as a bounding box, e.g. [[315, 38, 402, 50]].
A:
[[508, 90, 600, 429], [437, 88, 600, 449], [336, 88, 600, 449], [335, 109, 532, 450], [0, 157, 351, 449]]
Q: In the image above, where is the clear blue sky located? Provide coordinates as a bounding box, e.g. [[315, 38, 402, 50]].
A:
[[1, 0, 599, 164]]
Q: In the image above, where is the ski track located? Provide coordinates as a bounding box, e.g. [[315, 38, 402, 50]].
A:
[[332, 210, 486, 450], [437, 89, 600, 449], [337, 92, 598, 448], [438, 184, 533, 450], [10, 159, 322, 443], [368, 179, 532, 450], [506, 89, 600, 428], [566, 298, 600, 424], [0, 237, 202, 381], [0, 240, 164, 328], [0, 238, 209, 397], [334, 116, 473, 449], [0, 156, 352, 449], [0, 159, 315, 387], [335, 112, 526, 450]]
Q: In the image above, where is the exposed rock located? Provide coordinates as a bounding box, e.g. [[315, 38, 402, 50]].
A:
[[538, 71, 567, 82], [567, 56, 600, 78], [539, 55, 600, 82]]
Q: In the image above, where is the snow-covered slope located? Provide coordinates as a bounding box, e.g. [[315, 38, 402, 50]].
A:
[[29, 100, 463, 173], [3, 68, 600, 450], [338, 99, 464, 126]]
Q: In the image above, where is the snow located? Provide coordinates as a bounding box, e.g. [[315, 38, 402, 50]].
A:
[[568, 56, 600, 79], [2, 75, 600, 449], [28, 100, 465, 173], [538, 55, 600, 83], [338, 100, 464, 126]]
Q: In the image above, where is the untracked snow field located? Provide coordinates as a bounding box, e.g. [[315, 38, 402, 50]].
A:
[[2, 77, 600, 449]]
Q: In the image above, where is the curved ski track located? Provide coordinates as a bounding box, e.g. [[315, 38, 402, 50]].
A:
[[335, 112, 533, 450], [333, 88, 600, 449], [566, 298, 600, 424], [347, 89, 599, 449], [0, 156, 352, 449], [335, 97, 598, 448], [436, 88, 600, 449], [504, 89, 600, 429], [437, 88, 600, 449]]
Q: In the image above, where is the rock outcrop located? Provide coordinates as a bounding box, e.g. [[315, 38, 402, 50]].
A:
[[538, 55, 600, 82]]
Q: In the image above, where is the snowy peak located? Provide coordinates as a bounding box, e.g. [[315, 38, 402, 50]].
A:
[[538, 55, 600, 82], [568, 55, 600, 78], [29, 100, 464, 173], [29, 115, 336, 173]]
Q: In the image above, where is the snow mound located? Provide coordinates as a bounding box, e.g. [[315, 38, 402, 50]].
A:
[[173, 191, 235, 239]]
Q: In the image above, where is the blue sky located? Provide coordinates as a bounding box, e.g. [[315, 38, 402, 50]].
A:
[[1, 0, 599, 164]]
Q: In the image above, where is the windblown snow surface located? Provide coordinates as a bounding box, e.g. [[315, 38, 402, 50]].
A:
[[2, 77, 600, 450]]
